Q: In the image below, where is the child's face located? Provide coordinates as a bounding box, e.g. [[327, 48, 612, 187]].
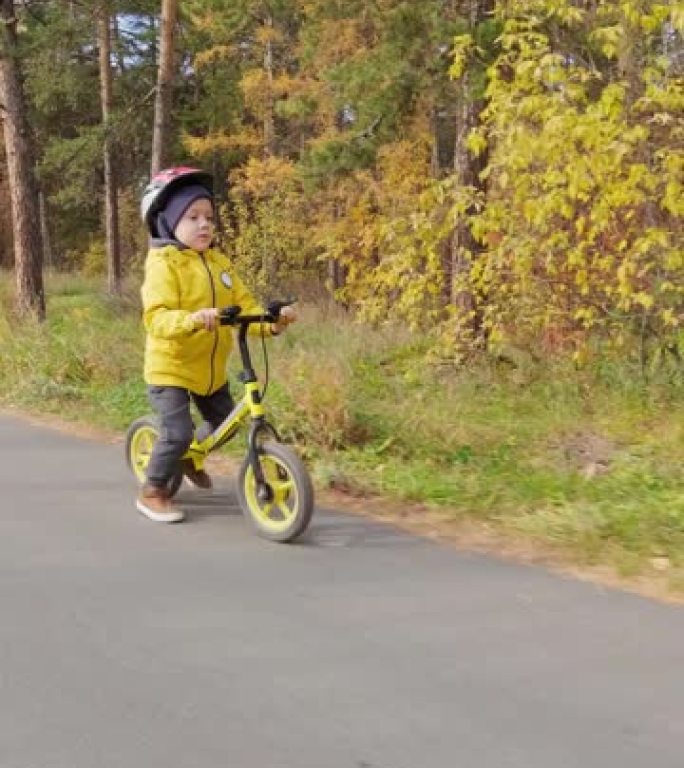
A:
[[174, 197, 215, 252]]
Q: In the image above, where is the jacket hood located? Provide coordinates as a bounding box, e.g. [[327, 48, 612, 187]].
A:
[[150, 236, 184, 249], [149, 237, 218, 251]]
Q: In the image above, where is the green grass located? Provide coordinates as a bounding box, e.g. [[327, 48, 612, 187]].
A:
[[0, 272, 147, 428], [1, 271, 683, 588]]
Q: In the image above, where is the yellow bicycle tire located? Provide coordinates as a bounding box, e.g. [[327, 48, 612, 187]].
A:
[[237, 441, 314, 542], [125, 416, 183, 498]]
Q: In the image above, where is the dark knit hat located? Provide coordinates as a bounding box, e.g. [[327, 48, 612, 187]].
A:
[[156, 184, 213, 241]]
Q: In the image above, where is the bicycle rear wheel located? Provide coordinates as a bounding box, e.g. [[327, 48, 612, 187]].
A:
[[125, 416, 183, 498]]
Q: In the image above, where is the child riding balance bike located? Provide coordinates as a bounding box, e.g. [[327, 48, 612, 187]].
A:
[[125, 166, 314, 542]]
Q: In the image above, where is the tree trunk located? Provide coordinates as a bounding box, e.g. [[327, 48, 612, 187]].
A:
[[449, 0, 494, 330], [263, 14, 276, 157], [150, 0, 178, 175], [618, 11, 642, 106], [0, 0, 45, 319], [431, 104, 458, 306], [451, 82, 488, 310], [327, 198, 347, 303], [98, 5, 122, 295]]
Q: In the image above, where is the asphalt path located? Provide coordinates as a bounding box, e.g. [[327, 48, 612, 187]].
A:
[[1, 413, 683, 768]]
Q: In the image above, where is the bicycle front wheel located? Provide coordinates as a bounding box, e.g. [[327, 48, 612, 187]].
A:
[[237, 442, 314, 543]]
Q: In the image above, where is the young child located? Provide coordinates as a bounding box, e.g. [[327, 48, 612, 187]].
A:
[[137, 167, 296, 523]]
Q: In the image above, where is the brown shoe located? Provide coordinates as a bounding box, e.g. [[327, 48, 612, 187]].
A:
[[182, 459, 213, 490], [136, 484, 185, 523]]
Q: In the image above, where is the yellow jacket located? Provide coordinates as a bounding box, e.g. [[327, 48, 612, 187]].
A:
[[141, 245, 270, 395]]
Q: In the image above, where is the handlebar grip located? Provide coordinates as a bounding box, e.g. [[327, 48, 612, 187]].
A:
[[219, 298, 296, 326], [266, 297, 297, 319], [219, 305, 242, 325]]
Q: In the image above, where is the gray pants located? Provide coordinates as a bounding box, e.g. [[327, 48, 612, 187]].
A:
[[145, 383, 234, 487]]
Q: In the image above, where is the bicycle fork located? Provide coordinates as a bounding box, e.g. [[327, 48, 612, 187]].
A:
[[243, 379, 280, 503]]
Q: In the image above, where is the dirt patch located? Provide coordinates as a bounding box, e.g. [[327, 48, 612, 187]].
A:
[[3, 406, 682, 605], [551, 430, 617, 478]]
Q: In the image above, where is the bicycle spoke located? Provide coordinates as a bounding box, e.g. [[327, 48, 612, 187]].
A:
[[273, 478, 294, 501], [275, 501, 294, 520]]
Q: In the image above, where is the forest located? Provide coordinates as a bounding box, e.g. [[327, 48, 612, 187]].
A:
[[0, 0, 682, 588]]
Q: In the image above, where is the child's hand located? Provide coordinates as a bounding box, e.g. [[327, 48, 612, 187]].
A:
[[272, 305, 297, 335], [191, 308, 219, 331]]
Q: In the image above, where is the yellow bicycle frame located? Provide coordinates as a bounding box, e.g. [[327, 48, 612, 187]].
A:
[[182, 380, 267, 471]]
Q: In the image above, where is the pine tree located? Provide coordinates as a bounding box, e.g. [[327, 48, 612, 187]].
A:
[[0, 0, 45, 318], [151, 0, 178, 174], [23, 1, 158, 265], [98, 1, 122, 294]]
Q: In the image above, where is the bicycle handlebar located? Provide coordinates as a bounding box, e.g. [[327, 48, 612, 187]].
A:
[[219, 298, 297, 327]]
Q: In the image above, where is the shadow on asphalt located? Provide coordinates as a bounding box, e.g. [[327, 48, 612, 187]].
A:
[[174, 489, 241, 518], [177, 487, 424, 550]]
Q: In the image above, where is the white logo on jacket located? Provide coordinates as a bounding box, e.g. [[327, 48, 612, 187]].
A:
[[220, 271, 232, 288]]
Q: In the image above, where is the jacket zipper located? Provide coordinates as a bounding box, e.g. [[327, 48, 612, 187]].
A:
[[199, 253, 218, 395]]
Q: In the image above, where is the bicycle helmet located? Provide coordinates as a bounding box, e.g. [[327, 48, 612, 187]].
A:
[[141, 167, 214, 236]]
